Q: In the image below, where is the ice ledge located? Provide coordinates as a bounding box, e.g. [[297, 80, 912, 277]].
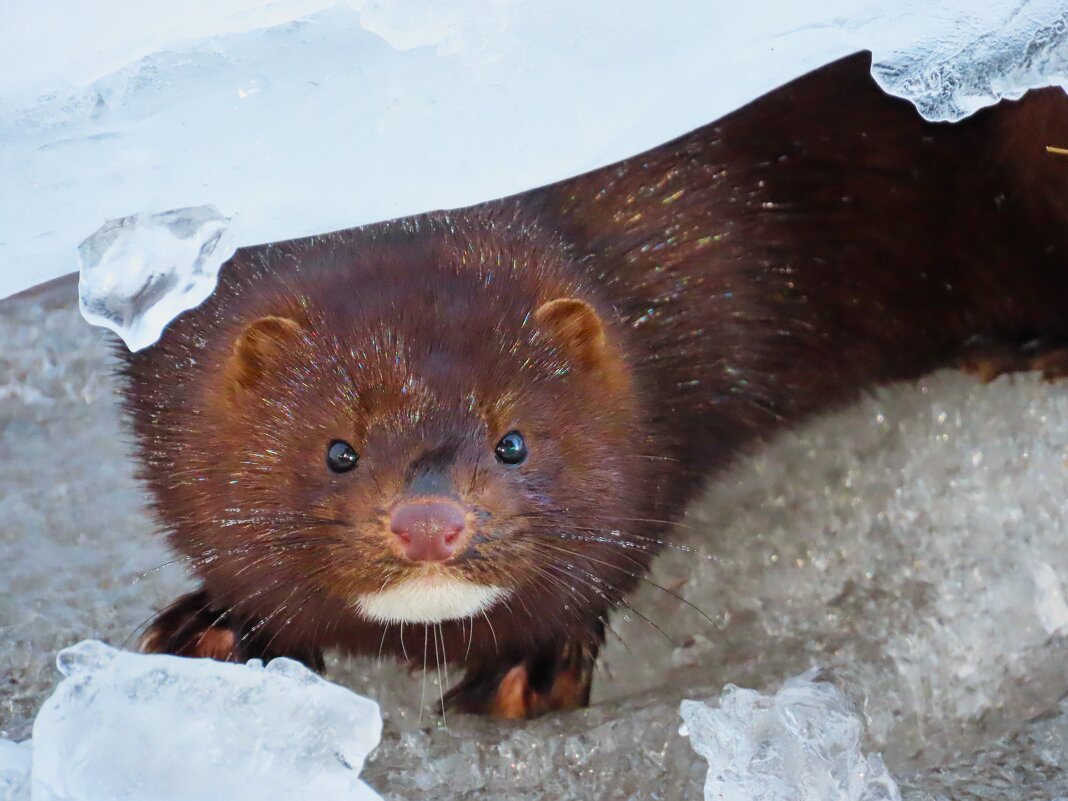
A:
[[3, 1, 1067, 303]]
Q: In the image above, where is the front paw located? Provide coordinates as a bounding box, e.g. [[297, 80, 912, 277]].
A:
[[445, 638, 598, 720], [138, 590, 325, 671], [958, 335, 1068, 383], [139, 590, 248, 662]]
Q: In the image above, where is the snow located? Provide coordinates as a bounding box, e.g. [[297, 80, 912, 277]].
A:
[[598, 372, 1068, 772], [26, 641, 381, 801], [680, 671, 900, 801], [77, 206, 234, 351], [5, 278, 1068, 798], [2, 0, 1066, 303]]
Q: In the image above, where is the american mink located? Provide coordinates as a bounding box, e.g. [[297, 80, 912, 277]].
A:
[[120, 52, 1068, 719]]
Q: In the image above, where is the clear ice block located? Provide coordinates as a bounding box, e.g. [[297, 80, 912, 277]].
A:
[[76, 206, 235, 351], [681, 671, 900, 801], [30, 641, 382, 801]]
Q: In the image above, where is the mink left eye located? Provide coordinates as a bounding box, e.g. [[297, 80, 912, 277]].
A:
[[326, 440, 359, 473], [494, 431, 528, 465]]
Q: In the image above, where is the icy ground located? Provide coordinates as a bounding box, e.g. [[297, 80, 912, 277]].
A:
[[3, 280, 1068, 799]]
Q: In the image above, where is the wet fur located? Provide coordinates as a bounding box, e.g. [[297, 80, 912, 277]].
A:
[[119, 52, 1068, 717]]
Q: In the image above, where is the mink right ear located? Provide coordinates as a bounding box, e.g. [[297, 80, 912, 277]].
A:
[[228, 316, 303, 395], [534, 298, 608, 370]]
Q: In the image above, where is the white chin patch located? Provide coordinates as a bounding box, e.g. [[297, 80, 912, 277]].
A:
[[355, 574, 508, 625]]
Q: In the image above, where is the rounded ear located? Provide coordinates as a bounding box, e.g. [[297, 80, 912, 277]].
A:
[[229, 316, 303, 395], [534, 298, 607, 369]]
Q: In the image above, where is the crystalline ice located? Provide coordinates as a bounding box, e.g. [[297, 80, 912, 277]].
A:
[[897, 690, 1068, 800], [1031, 561, 1068, 636], [680, 671, 900, 801], [0, 739, 31, 801], [596, 367, 1068, 772], [76, 206, 235, 351], [29, 640, 382, 801], [2, 0, 1066, 306], [863, 0, 1068, 120]]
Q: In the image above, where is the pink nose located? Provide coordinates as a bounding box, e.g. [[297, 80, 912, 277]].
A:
[[389, 501, 467, 562]]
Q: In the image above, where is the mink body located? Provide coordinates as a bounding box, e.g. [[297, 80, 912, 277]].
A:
[[121, 53, 1068, 718]]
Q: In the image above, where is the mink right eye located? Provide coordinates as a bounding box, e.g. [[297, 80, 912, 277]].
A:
[[494, 431, 528, 465], [326, 440, 359, 473]]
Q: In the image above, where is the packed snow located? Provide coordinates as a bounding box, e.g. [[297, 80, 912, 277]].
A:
[[20, 640, 381, 801], [680, 672, 900, 801], [2, 0, 1066, 303], [77, 206, 234, 351]]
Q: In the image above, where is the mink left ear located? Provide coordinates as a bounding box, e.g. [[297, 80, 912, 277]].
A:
[[228, 315, 304, 396], [534, 298, 608, 369]]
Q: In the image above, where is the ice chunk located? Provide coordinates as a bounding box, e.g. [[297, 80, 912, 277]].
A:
[[864, 0, 1068, 120], [1032, 561, 1068, 636], [0, 739, 31, 801], [30, 640, 382, 801], [681, 671, 900, 801], [76, 206, 235, 351]]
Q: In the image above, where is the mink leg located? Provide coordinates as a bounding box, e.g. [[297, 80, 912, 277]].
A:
[[445, 627, 602, 719], [139, 590, 324, 671], [958, 335, 1068, 383]]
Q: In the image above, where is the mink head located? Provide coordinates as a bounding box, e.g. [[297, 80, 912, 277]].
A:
[[120, 213, 652, 656]]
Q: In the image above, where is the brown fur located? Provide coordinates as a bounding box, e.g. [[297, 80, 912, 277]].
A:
[[120, 52, 1068, 717]]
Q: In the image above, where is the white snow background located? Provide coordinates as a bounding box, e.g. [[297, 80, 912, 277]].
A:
[[3, 1, 1068, 799]]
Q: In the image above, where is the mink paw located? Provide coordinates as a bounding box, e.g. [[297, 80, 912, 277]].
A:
[[139, 590, 325, 671], [959, 335, 1068, 383], [444, 638, 598, 720]]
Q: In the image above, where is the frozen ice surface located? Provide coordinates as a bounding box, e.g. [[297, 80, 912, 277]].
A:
[[358, 679, 1068, 800], [3, 1, 1067, 300], [0, 283, 191, 740], [0, 739, 31, 801], [593, 359, 1068, 773], [30, 640, 381, 801], [76, 206, 235, 351], [896, 690, 1068, 800], [680, 671, 900, 801]]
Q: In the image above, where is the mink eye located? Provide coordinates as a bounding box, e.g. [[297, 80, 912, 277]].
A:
[[494, 431, 528, 465], [326, 440, 359, 473]]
